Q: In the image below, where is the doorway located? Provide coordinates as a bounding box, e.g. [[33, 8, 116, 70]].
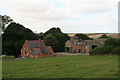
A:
[[92, 45, 97, 49], [66, 47, 72, 53], [78, 49, 81, 53]]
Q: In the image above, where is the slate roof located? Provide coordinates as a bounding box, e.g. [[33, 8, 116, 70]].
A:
[[65, 38, 107, 47], [82, 39, 107, 45], [27, 40, 46, 49], [41, 46, 51, 53], [94, 39, 107, 45], [26, 40, 50, 55], [27, 41, 39, 48], [32, 49, 41, 55]]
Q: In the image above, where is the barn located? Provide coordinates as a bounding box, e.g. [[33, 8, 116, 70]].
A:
[[21, 40, 54, 58], [65, 36, 107, 54]]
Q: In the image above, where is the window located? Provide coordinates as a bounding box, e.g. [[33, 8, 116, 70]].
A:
[[85, 45, 88, 48], [24, 48, 28, 55]]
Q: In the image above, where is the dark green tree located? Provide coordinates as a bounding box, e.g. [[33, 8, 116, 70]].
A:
[[44, 34, 59, 52], [104, 37, 120, 47], [75, 34, 93, 40], [53, 34, 69, 52], [99, 34, 109, 38], [43, 27, 70, 52], [2, 22, 37, 57], [37, 32, 44, 40], [43, 27, 62, 37]]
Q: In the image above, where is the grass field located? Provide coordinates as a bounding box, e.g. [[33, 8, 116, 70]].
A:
[[0, 58, 2, 79], [2, 55, 118, 78]]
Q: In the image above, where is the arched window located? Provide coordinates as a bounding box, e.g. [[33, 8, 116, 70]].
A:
[[24, 48, 28, 55]]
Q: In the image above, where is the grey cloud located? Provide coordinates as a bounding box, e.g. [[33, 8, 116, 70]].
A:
[[0, 0, 118, 33]]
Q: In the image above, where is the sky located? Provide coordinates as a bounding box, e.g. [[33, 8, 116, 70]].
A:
[[0, 0, 119, 33]]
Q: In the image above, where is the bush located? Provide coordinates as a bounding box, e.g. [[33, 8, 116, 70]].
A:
[[111, 47, 120, 54], [90, 38, 120, 55], [90, 46, 114, 55], [103, 46, 114, 54], [90, 47, 104, 55], [105, 38, 120, 47]]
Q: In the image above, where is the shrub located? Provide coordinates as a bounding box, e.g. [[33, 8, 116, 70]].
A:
[[103, 46, 114, 54], [111, 47, 120, 54], [90, 46, 114, 55], [90, 47, 104, 55], [90, 37, 120, 55], [105, 38, 120, 47]]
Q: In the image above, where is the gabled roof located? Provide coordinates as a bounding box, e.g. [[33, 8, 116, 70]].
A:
[[26, 40, 46, 49], [65, 38, 107, 47], [25, 40, 52, 55]]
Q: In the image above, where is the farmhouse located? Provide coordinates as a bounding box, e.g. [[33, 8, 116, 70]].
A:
[[65, 37, 107, 54], [21, 40, 54, 58]]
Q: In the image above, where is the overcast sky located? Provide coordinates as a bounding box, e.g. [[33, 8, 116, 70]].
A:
[[0, 0, 119, 33]]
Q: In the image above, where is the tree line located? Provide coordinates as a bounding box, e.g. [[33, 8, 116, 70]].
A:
[[1, 15, 119, 57], [1, 15, 70, 57]]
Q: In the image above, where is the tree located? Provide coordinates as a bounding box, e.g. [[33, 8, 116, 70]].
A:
[[0, 15, 13, 31], [53, 34, 69, 52], [43, 27, 62, 37], [37, 32, 44, 40], [75, 34, 93, 40], [43, 27, 70, 52], [99, 34, 109, 38], [2, 22, 37, 57], [44, 34, 59, 52], [104, 37, 120, 47]]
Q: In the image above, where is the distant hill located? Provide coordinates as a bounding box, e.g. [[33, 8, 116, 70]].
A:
[[65, 33, 120, 39]]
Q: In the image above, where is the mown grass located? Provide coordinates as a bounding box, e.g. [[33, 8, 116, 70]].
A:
[[2, 55, 118, 78], [0, 57, 2, 79]]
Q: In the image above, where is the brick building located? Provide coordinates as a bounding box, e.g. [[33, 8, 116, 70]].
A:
[[65, 37, 107, 54], [21, 40, 54, 58]]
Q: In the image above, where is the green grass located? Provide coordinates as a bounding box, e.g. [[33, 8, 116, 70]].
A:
[[2, 55, 118, 78], [0, 58, 2, 79], [2, 55, 14, 60]]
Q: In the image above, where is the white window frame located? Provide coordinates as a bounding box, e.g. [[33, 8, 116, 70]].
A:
[[24, 48, 29, 55]]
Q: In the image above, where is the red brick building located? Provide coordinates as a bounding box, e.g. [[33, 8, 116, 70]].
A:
[[65, 37, 107, 54], [21, 40, 54, 58], [65, 40, 84, 53]]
